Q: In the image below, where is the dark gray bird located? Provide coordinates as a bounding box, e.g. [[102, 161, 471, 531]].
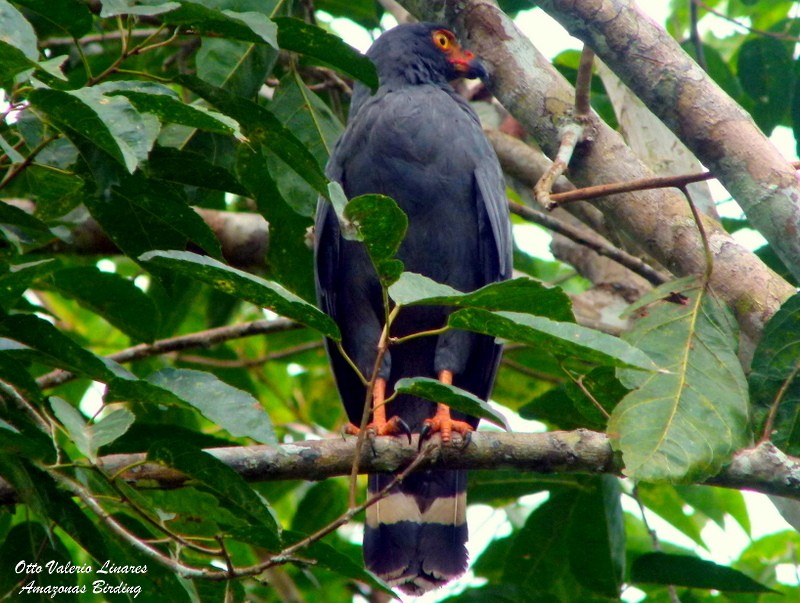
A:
[[314, 23, 511, 595]]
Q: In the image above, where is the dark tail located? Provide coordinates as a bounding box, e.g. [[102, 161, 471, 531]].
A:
[[364, 470, 468, 595]]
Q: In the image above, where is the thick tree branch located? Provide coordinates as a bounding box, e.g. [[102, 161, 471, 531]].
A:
[[534, 0, 800, 284], [1, 433, 797, 505], [397, 0, 795, 346]]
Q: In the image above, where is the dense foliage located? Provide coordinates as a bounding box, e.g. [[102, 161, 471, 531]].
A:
[[0, 0, 799, 601]]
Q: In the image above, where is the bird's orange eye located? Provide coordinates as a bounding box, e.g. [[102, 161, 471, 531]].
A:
[[433, 31, 452, 51]]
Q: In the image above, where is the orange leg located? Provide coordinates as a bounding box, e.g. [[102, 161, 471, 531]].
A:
[[345, 378, 411, 442], [421, 370, 474, 445]]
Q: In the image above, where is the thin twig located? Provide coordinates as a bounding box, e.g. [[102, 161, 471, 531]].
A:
[[178, 340, 323, 368], [631, 486, 681, 603], [759, 360, 800, 444], [45, 441, 432, 582], [550, 161, 800, 205], [269, 445, 431, 572], [509, 202, 667, 286], [574, 45, 595, 116], [50, 470, 222, 580], [535, 44, 593, 208], [692, 0, 800, 42], [535, 122, 586, 209], [680, 184, 713, 283], [41, 29, 164, 48], [562, 366, 610, 420], [501, 357, 566, 384], [36, 318, 301, 389], [0, 134, 59, 191], [689, 0, 706, 71], [349, 305, 400, 508]]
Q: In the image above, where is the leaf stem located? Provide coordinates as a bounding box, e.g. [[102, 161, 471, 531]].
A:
[[0, 134, 59, 191], [348, 304, 400, 508], [759, 359, 800, 444], [680, 184, 714, 283]]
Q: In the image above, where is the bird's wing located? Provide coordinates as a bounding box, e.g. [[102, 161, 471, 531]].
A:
[[475, 157, 513, 282]]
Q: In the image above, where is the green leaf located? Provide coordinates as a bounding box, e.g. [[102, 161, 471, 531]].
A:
[[344, 193, 408, 284], [0, 456, 116, 566], [291, 480, 347, 534], [0, 40, 66, 82], [0, 133, 24, 163], [0, 314, 124, 381], [161, 1, 278, 47], [237, 146, 314, 299], [314, 0, 379, 28], [140, 250, 340, 339], [503, 488, 578, 588], [390, 273, 574, 321], [50, 397, 91, 455], [265, 71, 343, 216], [0, 202, 54, 252], [0, 260, 54, 310], [636, 483, 705, 547], [28, 87, 158, 174], [0, 523, 76, 599], [50, 398, 134, 461], [12, 0, 93, 37], [564, 366, 628, 429], [195, 38, 277, 98], [0, 0, 37, 62], [738, 37, 794, 133], [50, 266, 160, 342], [98, 81, 240, 136], [148, 368, 276, 445], [83, 170, 222, 260], [631, 552, 775, 593], [274, 17, 378, 90], [567, 475, 624, 597], [441, 585, 557, 603], [0, 352, 46, 405], [609, 282, 750, 482], [176, 74, 328, 196], [148, 440, 281, 549], [145, 147, 248, 194], [519, 387, 594, 431], [749, 291, 800, 454], [274, 70, 343, 163], [467, 471, 552, 505], [281, 530, 394, 594], [449, 309, 657, 371], [99, 0, 180, 17], [674, 484, 751, 535], [89, 406, 135, 451], [393, 377, 510, 430]]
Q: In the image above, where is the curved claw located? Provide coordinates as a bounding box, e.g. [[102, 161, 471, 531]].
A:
[[393, 417, 412, 444], [418, 422, 433, 450], [420, 403, 474, 447], [460, 428, 472, 449]]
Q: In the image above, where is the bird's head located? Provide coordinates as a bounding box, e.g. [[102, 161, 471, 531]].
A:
[[367, 23, 488, 86]]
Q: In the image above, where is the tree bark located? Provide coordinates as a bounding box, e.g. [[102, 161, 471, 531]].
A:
[[2, 433, 796, 504], [537, 0, 800, 283]]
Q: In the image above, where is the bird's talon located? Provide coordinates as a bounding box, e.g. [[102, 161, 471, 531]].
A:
[[418, 422, 432, 450], [395, 418, 412, 444]]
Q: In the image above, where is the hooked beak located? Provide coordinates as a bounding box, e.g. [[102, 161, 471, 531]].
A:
[[449, 48, 488, 80]]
